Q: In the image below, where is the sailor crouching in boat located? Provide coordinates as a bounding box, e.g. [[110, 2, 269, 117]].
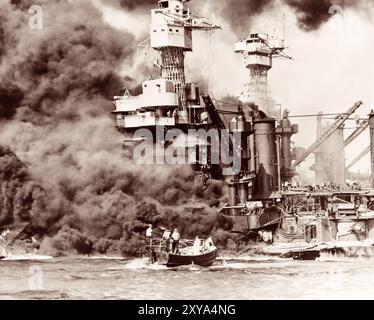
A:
[[171, 229, 180, 254]]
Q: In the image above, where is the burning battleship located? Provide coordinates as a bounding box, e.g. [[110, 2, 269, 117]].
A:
[[114, 0, 374, 261], [0, 0, 373, 261]]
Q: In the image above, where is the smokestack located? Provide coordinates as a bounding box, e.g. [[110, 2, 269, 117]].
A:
[[253, 117, 278, 197]]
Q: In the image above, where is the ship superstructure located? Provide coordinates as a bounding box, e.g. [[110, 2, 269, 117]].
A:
[[235, 33, 290, 118], [113, 0, 219, 139]]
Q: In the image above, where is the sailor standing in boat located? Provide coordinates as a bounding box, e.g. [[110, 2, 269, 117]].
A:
[[162, 229, 171, 253], [171, 228, 180, 254], [146, 224, 153, 248]]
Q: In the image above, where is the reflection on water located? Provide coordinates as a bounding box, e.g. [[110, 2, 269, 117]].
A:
[[1, 254, 374, 299]]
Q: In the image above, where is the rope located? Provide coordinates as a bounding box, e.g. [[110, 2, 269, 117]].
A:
[[206, 31, 213, 92]]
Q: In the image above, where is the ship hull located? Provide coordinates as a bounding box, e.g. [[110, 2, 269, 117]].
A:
[[166, 249, 218, 268]]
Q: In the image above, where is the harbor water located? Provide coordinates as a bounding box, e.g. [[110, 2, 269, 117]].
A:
[[1, 254, 374, 299]]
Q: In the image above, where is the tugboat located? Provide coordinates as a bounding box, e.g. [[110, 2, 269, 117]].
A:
[[145, 237, 218, 267]]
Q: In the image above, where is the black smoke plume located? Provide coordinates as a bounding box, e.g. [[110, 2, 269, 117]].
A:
[[0, 0, 233, 256], [117, 0, 155, 11], [217, 0, 275, 35], [0, 146, 46, 226], [283, 0, 369, 31], [211, 0, 372, 34], [104, 0, 373, 35]]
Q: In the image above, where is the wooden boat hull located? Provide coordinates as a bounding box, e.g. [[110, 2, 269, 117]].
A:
[[166, 249, 218, 268], [282, 250, 320, 261]]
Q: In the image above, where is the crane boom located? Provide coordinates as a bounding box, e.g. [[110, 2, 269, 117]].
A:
[[346, 146, 370, 170], [202, 95, 233, 152], [292, 101, 363, 168], [344, 120, 369, 147], [310, 120, 369, 168]]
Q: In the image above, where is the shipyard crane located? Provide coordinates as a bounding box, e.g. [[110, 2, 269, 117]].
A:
[[292, 101, 363, 168], [346, 147, 370, 170], [309, 119, 369, 169], [344, 120, 369, 147]]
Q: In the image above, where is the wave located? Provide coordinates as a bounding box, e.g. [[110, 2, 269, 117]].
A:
[[0, 290, 70, 300], [217, 255, 290, 263], [124, 258, 168, 270], [3, 253, 53, 261], [82, 255, 128, 261]]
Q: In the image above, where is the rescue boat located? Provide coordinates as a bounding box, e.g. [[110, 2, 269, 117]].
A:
[[144, 237, 218, 267]]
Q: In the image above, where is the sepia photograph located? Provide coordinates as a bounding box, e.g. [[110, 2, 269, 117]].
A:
[[0, 0, 374, 305]]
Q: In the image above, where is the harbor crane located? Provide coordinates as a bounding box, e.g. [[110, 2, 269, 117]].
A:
[[292, 101, 363, 169]]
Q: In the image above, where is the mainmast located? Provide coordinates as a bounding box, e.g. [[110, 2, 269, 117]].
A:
[[151, 0, 219, 107]]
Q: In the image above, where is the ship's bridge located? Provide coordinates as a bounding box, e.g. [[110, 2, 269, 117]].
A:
[[151, 0, 192, 51], [113, 79, 180, 129], [114, 79, 179, 113]]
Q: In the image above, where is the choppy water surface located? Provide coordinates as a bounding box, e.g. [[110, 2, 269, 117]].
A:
[[1, 254, 374, 299]]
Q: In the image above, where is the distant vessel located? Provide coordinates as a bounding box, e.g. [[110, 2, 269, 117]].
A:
[[144, 237, 218, 267]]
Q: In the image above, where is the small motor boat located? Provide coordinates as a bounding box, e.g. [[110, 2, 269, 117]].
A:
[[145, 237, 218, 267]]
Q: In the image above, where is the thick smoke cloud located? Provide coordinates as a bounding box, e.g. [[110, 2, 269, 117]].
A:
[[117, 0, 155, 11], [0, 146, 46, 226], [0, 0, 233, 256], [217, 0, 275, 35], [112, 0, 372, 34], [0, 0, 131, 123], [285, 0, 333, 31], [284, 0, 372, 31], [218, 0, 373, 34]]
